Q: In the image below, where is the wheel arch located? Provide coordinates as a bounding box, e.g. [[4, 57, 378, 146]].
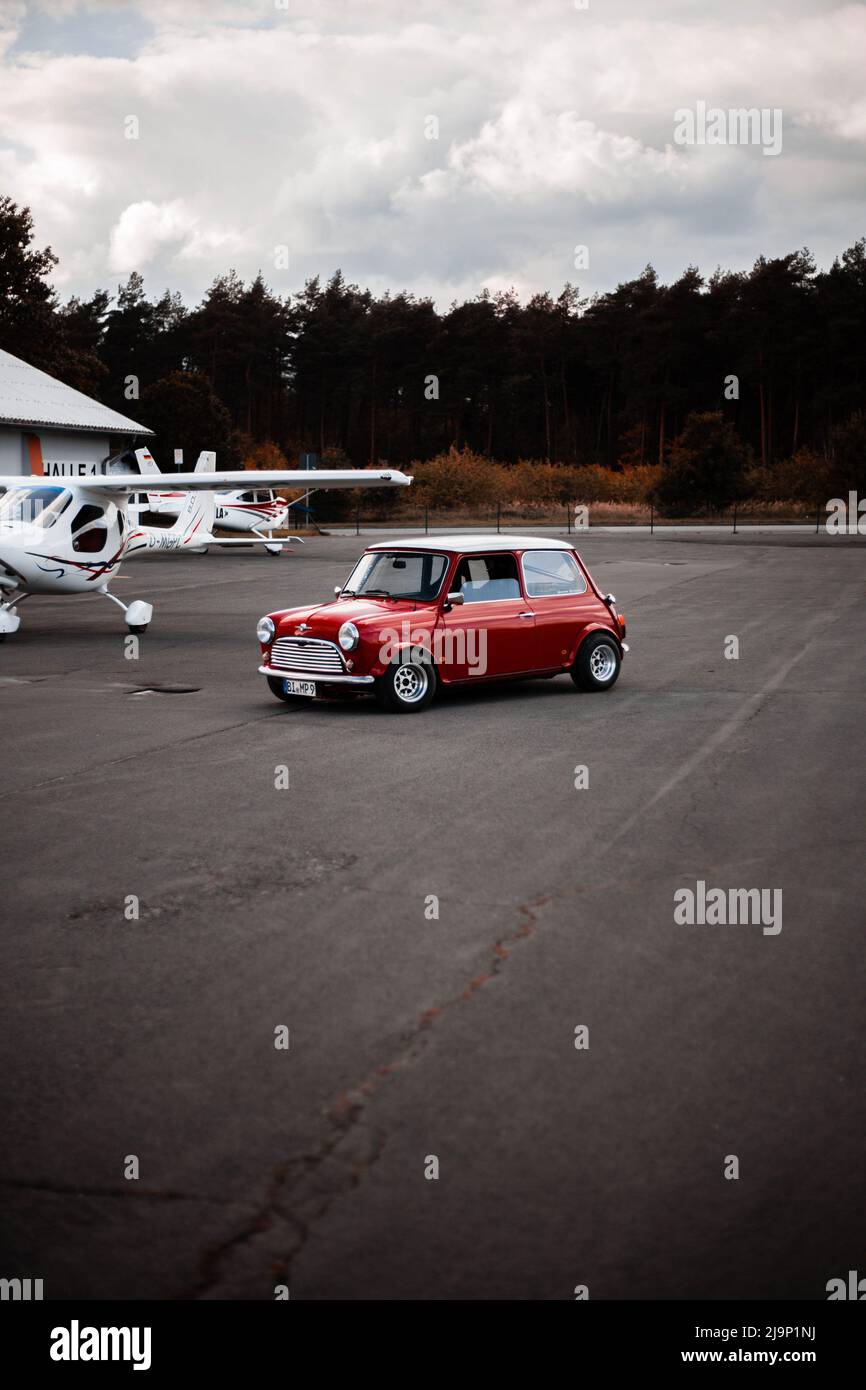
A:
[[569, 622, 624, 667]]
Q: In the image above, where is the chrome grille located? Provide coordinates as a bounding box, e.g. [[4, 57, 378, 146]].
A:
[[270, 636, 345, 674]]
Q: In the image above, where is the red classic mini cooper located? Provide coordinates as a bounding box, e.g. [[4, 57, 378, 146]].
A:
[[256, 536, 627, 713]]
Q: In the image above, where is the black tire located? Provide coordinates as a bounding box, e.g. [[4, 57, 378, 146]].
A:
[[374, 657, 437, 713], [267, 675, 314, 705], [570, 632, 621, 691]]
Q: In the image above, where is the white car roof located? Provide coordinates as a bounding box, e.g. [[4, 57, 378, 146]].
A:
[[366, 534, 576, 554]]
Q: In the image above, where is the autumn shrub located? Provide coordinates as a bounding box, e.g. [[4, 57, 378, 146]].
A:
[[409, 446, 502, 509], [242, 439, 290, 470], [744, 448, 831, 503]]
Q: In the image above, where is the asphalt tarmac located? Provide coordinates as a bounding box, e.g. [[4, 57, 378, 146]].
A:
[[1, 529, 864, 1300]]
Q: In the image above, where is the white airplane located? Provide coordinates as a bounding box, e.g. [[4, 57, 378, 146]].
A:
[[0, 459, 412, 638], [130, 449, 291, 554]]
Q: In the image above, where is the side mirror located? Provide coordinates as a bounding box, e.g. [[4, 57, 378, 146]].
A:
[[334, 586, 342, 597], [603, 593, 617, 607], [444, 591, 465, 610]]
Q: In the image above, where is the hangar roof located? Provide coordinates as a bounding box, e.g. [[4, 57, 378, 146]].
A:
[[0, 348, 153, 436]]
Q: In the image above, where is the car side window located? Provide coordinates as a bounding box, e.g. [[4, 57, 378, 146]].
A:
[[456, 554, 521, 603], [522, 549, 587, 597]]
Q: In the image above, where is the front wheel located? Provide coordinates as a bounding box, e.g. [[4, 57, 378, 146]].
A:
[[374, 658, 437, 713], [570, 633, 621, 691], [267, 676, 313, 705]]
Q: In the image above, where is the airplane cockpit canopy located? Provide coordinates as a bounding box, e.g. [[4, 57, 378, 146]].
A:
[[0, 486, 73, 529]]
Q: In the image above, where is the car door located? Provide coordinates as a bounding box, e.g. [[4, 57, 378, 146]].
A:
[[437, 552, 534, 680], [519, 548, 593, 670]]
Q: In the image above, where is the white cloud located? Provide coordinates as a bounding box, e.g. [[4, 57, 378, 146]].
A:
[[439, 102, 682, 201], [109, 198, 189, 271], [0, 1, 863, 306]]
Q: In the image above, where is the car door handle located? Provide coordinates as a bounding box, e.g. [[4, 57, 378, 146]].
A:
[[519, 611, 534, 618]]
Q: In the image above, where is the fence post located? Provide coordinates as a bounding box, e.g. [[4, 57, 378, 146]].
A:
[[650, 502, 654, 536], [567, 502, 572, 535], [424, 505, 429, 536], [815, 500, 820, 534], [355, 507, 360, 536], [497, 501, 501, 534], [733, 504, 737, 535]]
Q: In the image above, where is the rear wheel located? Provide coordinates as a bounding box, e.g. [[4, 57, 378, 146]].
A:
[[267, 676, 313, 705], [570, 632, 621, 691], [374, 658, 437, 713]]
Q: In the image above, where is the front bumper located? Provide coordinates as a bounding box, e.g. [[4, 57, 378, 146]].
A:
[[259, 664, 374, 686]]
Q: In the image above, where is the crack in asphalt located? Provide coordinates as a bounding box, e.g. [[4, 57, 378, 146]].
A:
[[180, 615, 848, 1296], [0, 1178, 234, 1205], [184, 893, 552, 1299]]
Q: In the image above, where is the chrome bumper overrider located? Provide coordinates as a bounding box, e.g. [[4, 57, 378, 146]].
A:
[[259, 664, 374, 685]]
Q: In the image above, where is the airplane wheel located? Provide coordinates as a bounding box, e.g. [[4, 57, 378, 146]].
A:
[[128, 625, 148, 636]]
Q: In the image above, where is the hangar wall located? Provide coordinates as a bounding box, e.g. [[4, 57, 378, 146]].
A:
[[0, 426, 114, 477]]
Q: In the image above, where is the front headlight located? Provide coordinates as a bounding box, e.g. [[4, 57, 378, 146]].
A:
[[257, 616, 275, 644], [338, 620, 359, 651]]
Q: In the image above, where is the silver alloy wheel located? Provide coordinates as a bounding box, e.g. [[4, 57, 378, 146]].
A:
[[393, 662, 429, 703], [589, 642, 617, 682]]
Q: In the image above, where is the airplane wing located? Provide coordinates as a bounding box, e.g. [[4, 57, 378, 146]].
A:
[[0, 469, 412, 493]]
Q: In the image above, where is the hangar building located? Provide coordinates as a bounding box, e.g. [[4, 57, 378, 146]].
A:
[[0, 348, 152, 478]]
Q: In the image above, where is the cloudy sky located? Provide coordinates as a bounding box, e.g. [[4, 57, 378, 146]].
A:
[[0, 0, 864, 308]]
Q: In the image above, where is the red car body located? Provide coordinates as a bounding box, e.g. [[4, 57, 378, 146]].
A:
[[257, 535, 627, 712]]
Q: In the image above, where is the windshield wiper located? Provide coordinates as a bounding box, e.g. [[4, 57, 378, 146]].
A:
[[361, 588, 399, 599]]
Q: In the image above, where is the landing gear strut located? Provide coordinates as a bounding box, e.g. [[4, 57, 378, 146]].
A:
[[101, 587, 153, 634], [251, 526, 282, 556]]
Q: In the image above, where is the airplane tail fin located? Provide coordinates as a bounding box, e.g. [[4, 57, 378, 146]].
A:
[[133, 447, 175, 514], [169, 451, 216, 546], [134, 448, 159, 476]]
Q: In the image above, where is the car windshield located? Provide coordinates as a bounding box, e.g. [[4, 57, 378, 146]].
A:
[[342, 550, 449, 601], [0, 486, 73, 529]]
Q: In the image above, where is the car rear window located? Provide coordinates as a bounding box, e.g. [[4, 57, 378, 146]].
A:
[[521, 549, 587, 597]]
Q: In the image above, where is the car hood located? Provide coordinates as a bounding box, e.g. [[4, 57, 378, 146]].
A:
[[272, 597, 435, 636]]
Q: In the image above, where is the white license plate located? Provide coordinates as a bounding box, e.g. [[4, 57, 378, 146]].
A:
[[284, 679, 316, 697]]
